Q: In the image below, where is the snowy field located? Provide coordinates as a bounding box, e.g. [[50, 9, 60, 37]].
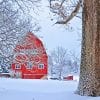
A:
[[0, 77, 100, 100]]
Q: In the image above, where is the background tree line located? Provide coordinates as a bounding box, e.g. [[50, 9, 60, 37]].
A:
[[48, 46, 80, 80]]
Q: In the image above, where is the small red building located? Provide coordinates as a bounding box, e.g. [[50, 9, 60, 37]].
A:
[[11, 32, 48, 79]]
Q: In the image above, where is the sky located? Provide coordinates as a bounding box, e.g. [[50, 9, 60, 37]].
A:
[[32, 0, 82, 55]]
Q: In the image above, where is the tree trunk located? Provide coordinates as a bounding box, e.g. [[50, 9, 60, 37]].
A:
[[77, 0, 100, 96]]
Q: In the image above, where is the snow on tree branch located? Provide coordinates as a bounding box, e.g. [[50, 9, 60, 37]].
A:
[[56, 0, 82, 24], [49, 0, 82, 24], [0, 0, 41, 68]]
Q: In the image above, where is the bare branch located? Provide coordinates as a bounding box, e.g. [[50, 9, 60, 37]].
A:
[[0, 0, 40, 67], [55, 0, 82, 24], [59, 0, 66, 8], [14, 0, 25, 13]]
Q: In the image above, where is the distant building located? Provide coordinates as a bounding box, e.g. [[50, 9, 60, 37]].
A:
[[11, 32, 48, 79]]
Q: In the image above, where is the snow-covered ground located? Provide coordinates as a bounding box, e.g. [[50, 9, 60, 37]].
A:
[[0, 77, 100, 100]]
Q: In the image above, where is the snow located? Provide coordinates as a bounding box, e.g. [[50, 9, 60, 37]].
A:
[[0, 77, 100, 100], [0, 1, 99, 100]]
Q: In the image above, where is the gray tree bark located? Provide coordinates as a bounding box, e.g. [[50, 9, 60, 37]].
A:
[[77, 0, 100, 96]]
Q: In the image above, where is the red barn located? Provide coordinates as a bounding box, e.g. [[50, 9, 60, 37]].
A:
[[11, 32, 48, 79]]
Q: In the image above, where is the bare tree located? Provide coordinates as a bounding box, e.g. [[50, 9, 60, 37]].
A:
[[0, 0, 41, 69], [69, 51, 80, 73], [49, 48, 80, 79], [50, 46, 69, 80]]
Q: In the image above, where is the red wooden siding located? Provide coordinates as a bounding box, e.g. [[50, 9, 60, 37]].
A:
[[11, 32, 48, 79]]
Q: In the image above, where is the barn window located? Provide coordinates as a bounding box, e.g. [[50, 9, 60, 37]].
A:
[[26, 62, 33, 69], [38, 64, 44, 69], [15, 64, 21, 69]]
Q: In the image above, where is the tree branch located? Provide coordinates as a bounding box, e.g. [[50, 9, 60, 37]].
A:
[[55, 0, 82, 24]]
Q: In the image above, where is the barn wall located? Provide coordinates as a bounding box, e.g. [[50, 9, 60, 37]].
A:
[[11, 32, 48, 79]]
